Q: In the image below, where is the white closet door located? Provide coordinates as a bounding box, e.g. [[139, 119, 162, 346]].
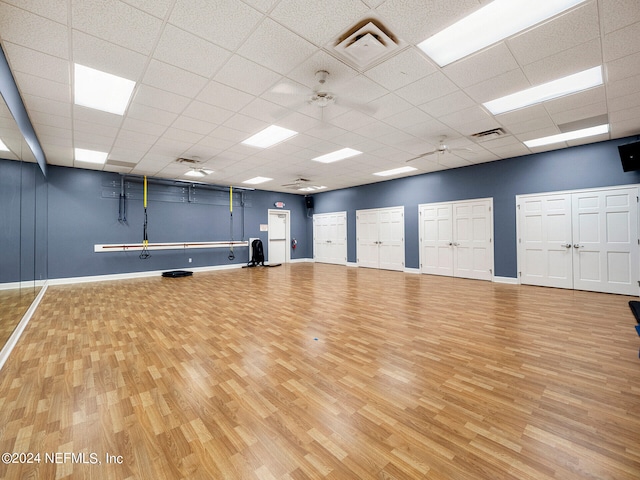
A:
[[268, 211, 288, 264], [453, 200, 493, 281], [378, 207, 404, 271], [572, 188, 638, 295], [519, 194, 573, 289], [357, 210, 380, 269], [419, 203, 453, 276], [313, 212, 347, 265]]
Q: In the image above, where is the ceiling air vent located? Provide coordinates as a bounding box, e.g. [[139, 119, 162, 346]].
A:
[[176, 157, 201, 165], [471, 128, 507, 141], [333, 18, 405, 70]]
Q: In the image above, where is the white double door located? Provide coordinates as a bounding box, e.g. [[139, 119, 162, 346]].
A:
[[313, 212, 347, 265], [356, 206, 405, 271], [419, 198, 494, 281], [518, 186, 639, 295]]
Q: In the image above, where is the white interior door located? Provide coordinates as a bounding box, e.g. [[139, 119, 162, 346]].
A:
[[378, 207, 404, 271], [357, 207, 405, 271], [268, 210, 289, 264], [313, 212, 347, 265], [453, 200, 493, 281], [518, 186, 639, 295], [356, 210, 379, 269], [519, 194, 573, 288], [419, 203, 453, 276], [572, 188, 638, 295]]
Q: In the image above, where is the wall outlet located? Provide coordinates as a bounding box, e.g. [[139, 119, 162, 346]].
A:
[[188, 258, 192, 263]]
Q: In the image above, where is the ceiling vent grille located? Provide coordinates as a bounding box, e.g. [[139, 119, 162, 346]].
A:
[[176, 157, 201, 165], [471, 128, 507, 141], [333, 18, 405, 70]]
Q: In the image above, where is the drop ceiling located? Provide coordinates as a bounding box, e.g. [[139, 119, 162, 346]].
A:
[[0, 0, 639, 194]]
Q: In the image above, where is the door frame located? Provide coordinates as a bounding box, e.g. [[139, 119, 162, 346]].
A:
[[268, 209, 290, 264], [313, 211, 347, 265], [516, 184, 640, 292]]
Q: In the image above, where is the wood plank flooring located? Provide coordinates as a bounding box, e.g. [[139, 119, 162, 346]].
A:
[[0, 287, 40, 349], [0, 263, 639, 479]]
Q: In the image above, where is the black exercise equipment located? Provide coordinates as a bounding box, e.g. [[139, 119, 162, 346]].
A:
[[162, 270, 193, 278], [244, 239, 281, 268]]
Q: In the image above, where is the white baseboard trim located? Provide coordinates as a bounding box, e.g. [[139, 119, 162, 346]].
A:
[[47, 263, 246, 286], [0, 282, 48, 372], [404, 267, 421, 274], [0, 280, 47, 291], [493, 276, 519, 285], [289, 258, 313, 263], [347, 262, 358, 268]]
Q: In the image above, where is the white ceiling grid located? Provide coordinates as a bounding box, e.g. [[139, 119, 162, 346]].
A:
[[0, 0, 638, 193]]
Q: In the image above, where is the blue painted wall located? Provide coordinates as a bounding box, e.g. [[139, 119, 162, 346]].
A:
[[312, 137, 640, 278], [44, 165, 310, 279]]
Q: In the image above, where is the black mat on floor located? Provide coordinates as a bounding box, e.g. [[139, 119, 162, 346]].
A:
[[629, 301, 640, 323], [162, 270, 193, 278]]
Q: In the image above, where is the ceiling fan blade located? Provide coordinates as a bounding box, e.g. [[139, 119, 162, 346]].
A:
[[406, 150, 438, 162], [271, 82, 308, 96], [337, 98, 378, 115]]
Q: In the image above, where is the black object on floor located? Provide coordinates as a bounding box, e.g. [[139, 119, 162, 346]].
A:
[[162, 270, 193, 278], [244, 239, 281, 268], [629, 301, 640, 323]]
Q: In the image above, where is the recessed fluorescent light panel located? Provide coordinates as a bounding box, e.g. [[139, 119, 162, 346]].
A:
[[184, 169, 213, 178], [74, 64, 136, 115], [0, 139, 9, 151], [374, 166, 418, 177], [524, 124, 609, 148], [312, 148, 362, 164], [242, 176, 273, 185], [298, 185, 327, 192], [484, 66, 603, 115], [75, 147, 108, 164], [241, 125, 298, 148], [418, 0, 587, 67]]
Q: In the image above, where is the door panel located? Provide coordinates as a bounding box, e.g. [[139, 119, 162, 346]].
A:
[[357, 207, 405, 271], [420, 204, 453, 276], [314, 212, 347, 265], [268, 212, 288, 264], [357, 210, 380, 269]]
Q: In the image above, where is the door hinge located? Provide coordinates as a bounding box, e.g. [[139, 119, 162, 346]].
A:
[[519, 238, 521, 243], [517, 204, 520, 209], [490, 269, 493, 274], [519, 271, 522, 277]]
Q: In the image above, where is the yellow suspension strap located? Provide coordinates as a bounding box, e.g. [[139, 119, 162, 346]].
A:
[[228, 186, 235, 261], [139, 175, 150, 259]]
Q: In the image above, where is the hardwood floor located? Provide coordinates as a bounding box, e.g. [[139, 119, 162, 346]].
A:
[[0, 263, 639, 479], [0, 287, 40, 349]]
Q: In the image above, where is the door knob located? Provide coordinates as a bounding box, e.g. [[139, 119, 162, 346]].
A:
[[573, 244, 580, 248], [563, 243, 571, 248]]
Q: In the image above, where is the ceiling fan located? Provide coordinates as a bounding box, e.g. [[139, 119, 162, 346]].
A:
[[273, 70, 376, 115], [406, 136, 474, 163], [281, 177, 326, 191]]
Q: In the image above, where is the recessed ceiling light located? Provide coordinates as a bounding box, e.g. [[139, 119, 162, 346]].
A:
[[417, 0, 587, 67], [524, 124, 609, 148], [75, 147, 108, 164], [243, 176, 273, 185], [74, 64, 136, 115], [373, 166, 418, 177], [0, 139, 9, 152], [241, 125, 298, 148], [312, 148, 362, 164], [484, 66, 603, 115]]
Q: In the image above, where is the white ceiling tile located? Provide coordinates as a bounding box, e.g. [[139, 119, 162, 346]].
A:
[[329, 110, 378, 131], [241, 0, 279, 13], [395, 72, 458, 105], [162, 127, 205, 145], [214, 56, 281, 96], [131, 85, 191, 114], [606, 51, 640, 82], [544, 86, 606, 117], [365, 47, 437, 91], [73, 31, 147, 81], [608, 91, 640, 114], [383, 107, 433, 130], [521, 38, 602, 85], [237, 18, 317, 75], [286, 51, 360, 90], [494, 104, 549, 127], [271, 0, 369, 46], [603, 21, 640, 62], [368, 93, 413, 120], [440, 106, 496, 131], [498, 116, 556, 136], [108, 147, 145, 163], [13, 72, 69, 103], [2, 0, 68, 23], [223, 114, 269, 135], [419, 90, 476, 117], [0, 3, 69, 58], [153, 24, 231, 79], [29, 111, 72, 130], [210, 125, 253, 144], [121, 0, 174, 18], [465, 68, 530, 103], [375, 0, 480, 45], [126, 103, 178, 127], [120, 117, 167, 136], [239, 98, 291, 124], [170, 116, 217, 136], [197, 81, 255, 112], [507, 1, 600, 66], [72, 0, 163, 55], [549, 100, 608, 127], [443, 42, 519, 88], [3, 42, 69, 84], [196, 135, 235, 152], [181, 101, 234, 126], [169, 0, 263, 51], [73, 118, 119, 138], [22, 94, 71, 118], [275, 112, 323, 134], [600, 0, 640, 34], [607, 73, 640, 99], [334, 74, 389, 105], [73, 105, 124, 127], [142, 60, 208, 98], [34, 124, 72, 140], [610, 117, 640, 138]]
